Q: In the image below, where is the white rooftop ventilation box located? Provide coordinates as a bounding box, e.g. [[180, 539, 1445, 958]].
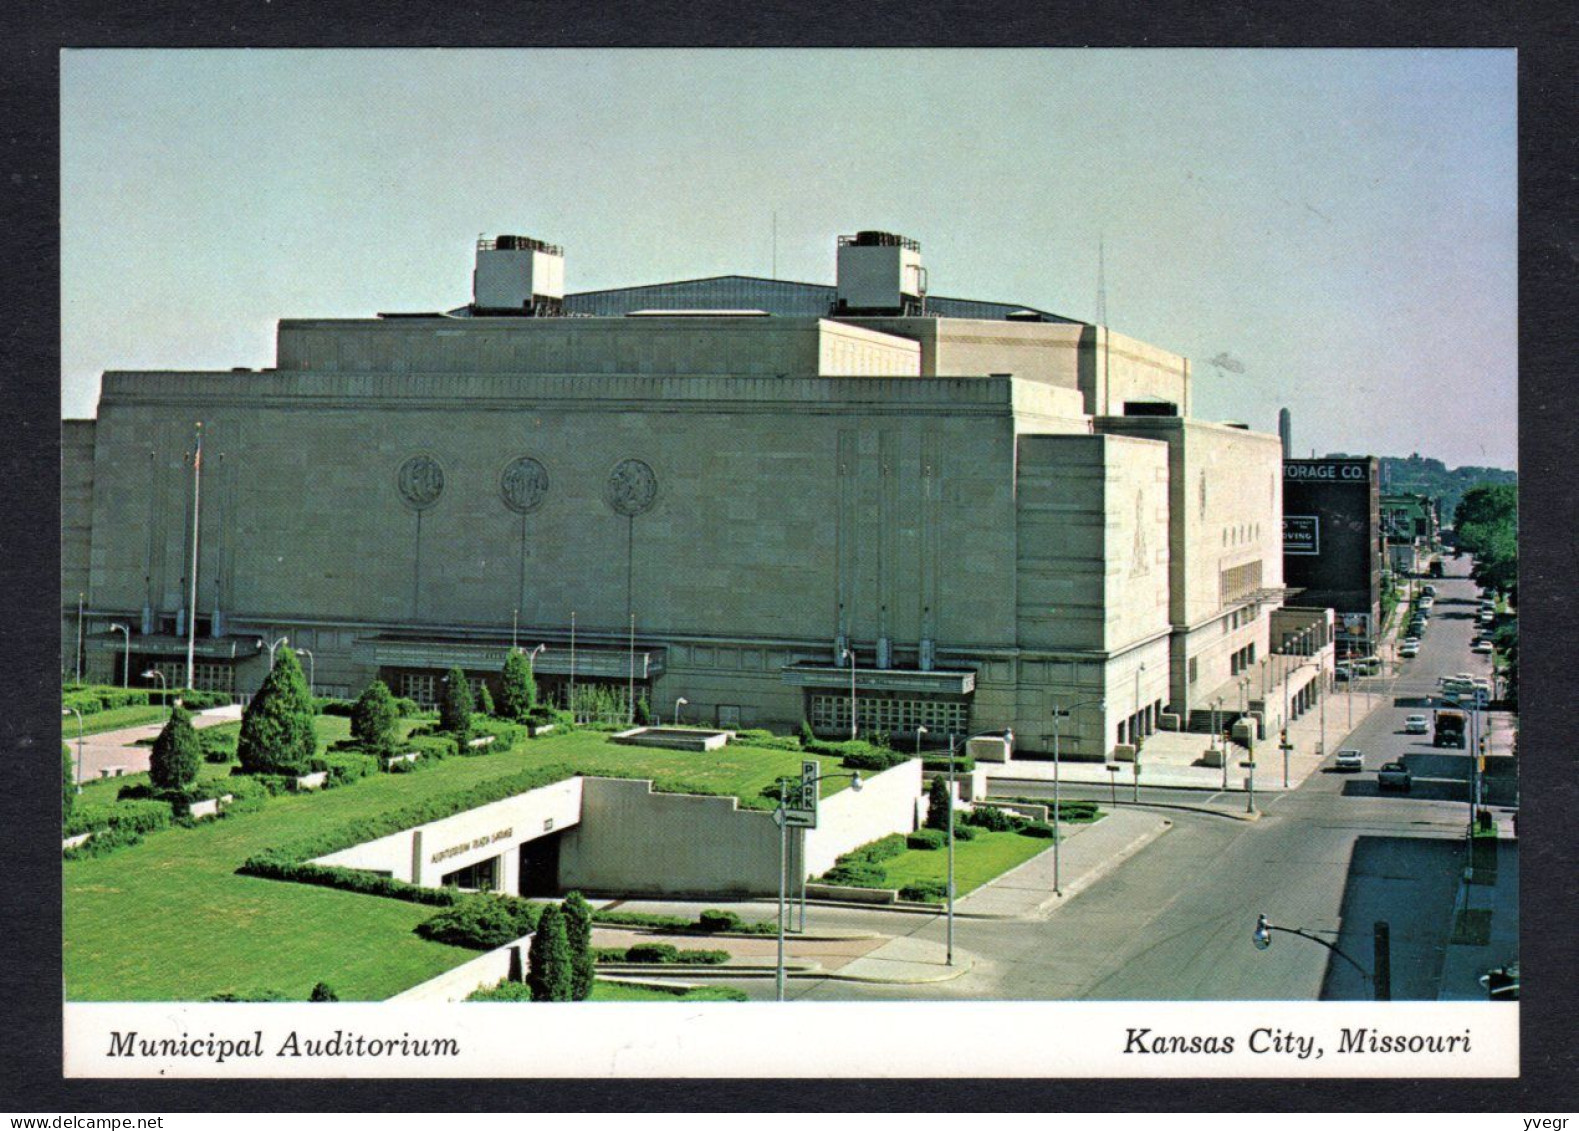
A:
[[835, 230, 924, 313], [473, 235, 566, 314]]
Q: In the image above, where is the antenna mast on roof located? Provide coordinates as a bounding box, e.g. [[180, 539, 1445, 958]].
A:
[[1095, 233, 1109, 327]]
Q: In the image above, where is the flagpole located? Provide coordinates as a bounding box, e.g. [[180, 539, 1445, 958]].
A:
[[186, 422, 203, 691]]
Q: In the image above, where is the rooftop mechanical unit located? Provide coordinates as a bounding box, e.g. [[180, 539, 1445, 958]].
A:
[[472, 234, 566, 316], [835, 230, 926, 315]]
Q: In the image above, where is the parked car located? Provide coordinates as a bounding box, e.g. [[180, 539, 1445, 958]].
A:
[[1400, 643, 1419, 659], [1404, 714, 1429, 734], [1419, 596, 1434, 610], [1473, 639, 1494, 654], [1335, 749, 1364, 772], [1377, 761, 1413, 791], [1423, 584, 1437, 597]]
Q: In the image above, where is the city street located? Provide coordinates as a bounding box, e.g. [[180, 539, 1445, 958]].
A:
[[665, 557, 1512, 1002]]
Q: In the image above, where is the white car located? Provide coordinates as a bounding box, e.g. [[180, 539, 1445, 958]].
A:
[[1472, 640, 1494, 654], [1419, 596, 1434, 609], [1404, 714, 1429, 734], [1335, 749, 1364, 772]]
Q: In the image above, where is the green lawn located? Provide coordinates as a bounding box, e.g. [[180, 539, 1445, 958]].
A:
[[65, 704, 176, 737], [510, 730, 850, 809], [467, 978, 746, 1003], [875, 831, 1054, 896], [65, 726, 854, 1001]]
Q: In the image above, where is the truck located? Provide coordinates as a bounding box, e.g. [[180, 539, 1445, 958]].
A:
[[1434, 710, 1467, 748]]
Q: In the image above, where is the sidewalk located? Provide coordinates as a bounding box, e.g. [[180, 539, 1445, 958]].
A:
[[67, 703, 243, 782], [983, 679, 1391, 797], [954, 808, 1171, 919], [1437, 823, 1519, 1001]]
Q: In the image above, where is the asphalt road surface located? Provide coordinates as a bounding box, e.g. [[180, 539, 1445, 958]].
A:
[[705, 557, 1502, 1002]]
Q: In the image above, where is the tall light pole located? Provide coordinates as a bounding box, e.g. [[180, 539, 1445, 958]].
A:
[[1133, 662, 1146, 748], [627, 613, 636, 726], [674, 697, 688, 726], [512, 608, 519, 651], [267, 636, 289, 670], [109, 623, 130, 689], [841, 646, 858, 740], [185, 422, 203, 692], [299, 648, 315, 698], [1050, 697, 1103, 897], [62, 707, 84, 793], [1214, 696, 1228, 790], [569, 611, 577, 720], [915, 724, 927, 756], [143, 668, 169, 718]]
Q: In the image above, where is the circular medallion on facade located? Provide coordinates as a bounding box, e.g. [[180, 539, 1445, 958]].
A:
[[605, 458, 658, 516], [396, 455, 445, 509], [500, 456, 550, 514]]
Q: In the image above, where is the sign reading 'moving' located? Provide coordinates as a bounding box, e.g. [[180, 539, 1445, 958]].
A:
[[1283, 515, 1319, 555]]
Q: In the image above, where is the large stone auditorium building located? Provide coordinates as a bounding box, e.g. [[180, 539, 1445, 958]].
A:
[[62, 230, 1303, 758]]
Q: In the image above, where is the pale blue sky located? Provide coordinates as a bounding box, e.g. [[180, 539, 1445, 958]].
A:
[[62, 48, 1516, 468]]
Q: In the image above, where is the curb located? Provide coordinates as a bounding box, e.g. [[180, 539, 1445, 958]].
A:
[[819, 955, 975, 985]]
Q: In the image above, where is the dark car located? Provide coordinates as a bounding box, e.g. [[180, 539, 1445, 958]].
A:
[[1377, 761, 1412, 792]]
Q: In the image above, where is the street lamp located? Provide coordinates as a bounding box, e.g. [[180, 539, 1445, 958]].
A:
[[109, 623, 130, 689], [299, 648, 315, 698], [142, 668, 170, 719], [1049, 697, 1104, 897], [674, 697, 688, 726], [841, 646, 858, 741], [267, 636, 289, 669], [941, 730, 1004, 965], [62, 707, 84, 793], [1252, 913, 1391, 1000], [1212, 696, 1227, 789], [774, 765, 863, 1001], [915, 724, 927, 756]]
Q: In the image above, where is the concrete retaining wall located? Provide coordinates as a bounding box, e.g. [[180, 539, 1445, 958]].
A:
[[387, 933, 532, 1003], [557, 778, 781, 897], [314, 777, 583, 890], [558, 761, 922, 898], [801, 758, 923, 878]]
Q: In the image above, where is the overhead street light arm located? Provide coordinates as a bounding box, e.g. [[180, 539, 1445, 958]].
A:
[[1252, 913, 1371, 985]]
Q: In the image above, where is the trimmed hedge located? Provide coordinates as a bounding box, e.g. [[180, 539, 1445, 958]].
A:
[[594, 944, 730, 965], [818, 832, 910, 887], [899, 880, 949, 903], [240, 857, 465, 907], [1018, 821, 1058, 839], [62, 685, 232, 717], [922, 755, 976, 774], [907, 828, 946, 851], [840, 749, 909, 772], [414, 895, 544, 950], [590, 908, 775, 936], [64, 798, 172, 840]]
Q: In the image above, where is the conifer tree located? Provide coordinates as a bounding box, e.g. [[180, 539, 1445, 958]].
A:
[[62, 744, 76, 820], [476, 682, 496, 718], [237, 646, 319, 775], [440, 666, 474, 735], [498, 650, 538, 722], [527, 904, 573, 1002], [149, 705, 202, 792], [561, 891, 595, 1001], [926, 775, 953, 831], [351, 679, 399, 757]]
